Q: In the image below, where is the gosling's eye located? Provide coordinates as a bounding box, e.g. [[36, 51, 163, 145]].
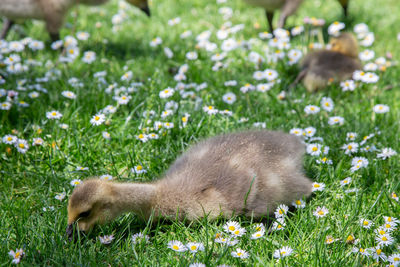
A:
[[78, 210, 91, 218]]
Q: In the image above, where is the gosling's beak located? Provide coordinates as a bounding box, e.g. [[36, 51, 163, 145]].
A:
[[66, 223, 85, 242], [66, 224, 74, 241], [140, 6, 151, 17]]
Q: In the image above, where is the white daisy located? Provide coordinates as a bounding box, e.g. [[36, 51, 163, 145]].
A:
[[271, 217, 286, 231], [90, 114, 106, 126], [159, 88, 175, 99], [223, 221, 241, 234], [274, 204, 289, 218], [203, 105, 218, 115], [99, 235, 114, 244], [340, 80, 356, 91], [2, 134, 17, 144], [15, 139, 29, 153], [360, 218, 374, 229], [168, 240, 187, 252], [340, 177, 352, 186], [186, 242, 204, 254], [9, 248, 24, 264], [251, 229, 265, 239], [320, 97, 334, 112], [231, 248, 249, 259], [32, 138, 44, 146], [292, 199, 306, 208], [222, 92, 236, 104], [328, 116, 344, 125], [132, 165, 147, 174], [377, 148, 397, 159], [132, 232, 150, 244], [46, 110, 63, 120], [342, 142, 359, 154], [312, 182, 325, 192], [273, 246, 293, 259], [304, 105, 320, 114], [313, 206, 329, 218]]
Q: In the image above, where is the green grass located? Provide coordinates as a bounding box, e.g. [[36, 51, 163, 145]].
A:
[[1, 0, 400, 265]]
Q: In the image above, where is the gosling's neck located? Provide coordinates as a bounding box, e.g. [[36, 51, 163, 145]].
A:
[[111, 182, 156, 219]]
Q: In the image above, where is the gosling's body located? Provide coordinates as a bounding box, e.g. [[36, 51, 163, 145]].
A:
[[292, 33, 361, 92], [0, 0, 149, 41], [67, 130, 312, 233]]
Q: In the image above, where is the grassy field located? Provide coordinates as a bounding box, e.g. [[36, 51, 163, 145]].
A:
[[1, 0, 400, 265]]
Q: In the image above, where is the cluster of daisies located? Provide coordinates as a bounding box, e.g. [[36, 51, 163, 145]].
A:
[[351, 216, 400, 265], [166, 218, 294, 264], [287, 95, 397, 175]]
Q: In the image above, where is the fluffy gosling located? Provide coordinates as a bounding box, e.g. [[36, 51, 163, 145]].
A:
[[0, 0, 150, 41], [67, 130, 312, 238], [290, 32, 361, 92]]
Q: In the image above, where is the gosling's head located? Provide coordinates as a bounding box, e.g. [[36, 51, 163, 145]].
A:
[[329, 32, 359, 58], [67, 179, 118, 239], [126, 0, 151, 16]]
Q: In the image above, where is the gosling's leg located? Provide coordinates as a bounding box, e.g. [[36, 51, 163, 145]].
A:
[[49, 32, 60, 42], [265, 11, 274, 33], [0, 19, 14, 40], [288, 69, 307, 90], [277, 0, 303, 29], [338, 0, 349, 16]]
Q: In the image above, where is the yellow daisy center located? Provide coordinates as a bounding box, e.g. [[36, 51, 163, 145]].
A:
[[363, 221, 369, 226], [172, 245, 179, 250], [228, 226, 235, 231], [136, 165, 142, 170], [190, 245, 197, 251], [18, 143, 25, 148], [318, 210, 325, 216], [312, 147, 318, 152], [296, 200, 301, 205]]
